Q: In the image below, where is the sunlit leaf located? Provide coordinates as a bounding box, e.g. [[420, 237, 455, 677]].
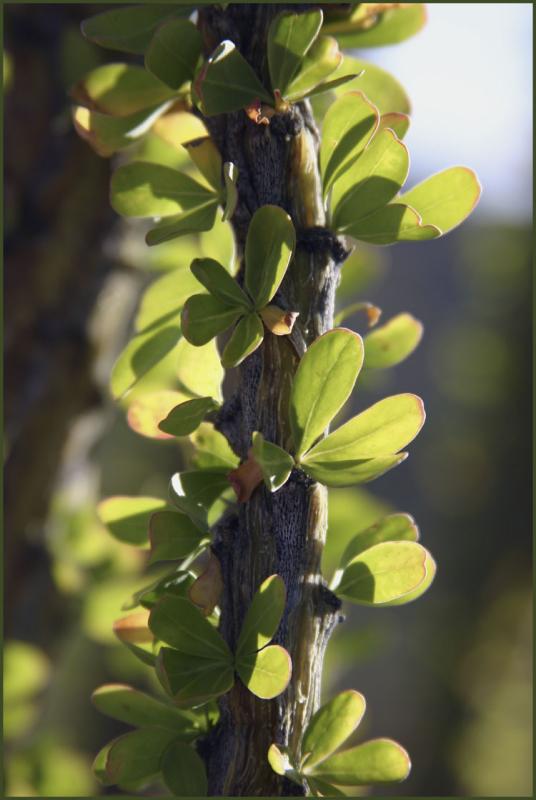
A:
[[259, 305, 299, 336], [302, 690, 366, 769], [333, 301, 381, 327], [338, 513, 419, 569], [245, 205, 295, 310], [146, 202, 220, 246], [181, 293, 242, 347], [320, 91, 379, 196], [169, 470, 229, 529], [251, 432, 294, 492], [71, 63, 176, 116], [161, 741, 208, 796], [183, 137, 223, 193], [364, 313, 423, 369], [127, 390, 189, 439], [153, 110, 208, 149], [324, 4, 427, 49], [236, 644, 292, 699], [81, 5, 189, 54], [176, 338, 224, 402], [73, 102, 171, 157], [111, 161, 216, 219], [307, 777, 346, 796], [301, 452, 408, 488], [343, 203, 441, 245], [113, 611, 152, 644], [195, 40, 272, 116], [221, 313, 264, 368], [145, 19, 202, 90], [397, 167, 482, 235], [334, 56, 411, 116], [149, 595, 231, 661], [304, 737, 411, 785], [110, 324, 182, 399], [135, 268, 202, 332], [284, 36, 342, 103], [105, 727, 178, 785], [191, 257, 251, 309], [336, 541, 427, 605], [378, 112, 410, 139], [158, 397, 219, 437], [191, 423, 239, 470], [331, 129, 409, 231], [382, 549, 436, 605], [236, 574, 286, 657], [157, 647, 234, 707], [97, 495, 166, 546], [92, 684, 200, 735], [290, 328, 364, 458], [267, 743, 296, 778], [222, 161, 239, 221], [267, 9, 323, 96], [149, 510, 207, 564]]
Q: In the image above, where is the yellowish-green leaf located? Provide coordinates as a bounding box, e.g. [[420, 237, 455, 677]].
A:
[[182, 293, 242, 346], [267, 9, 323, 96], [149, 595, 231, 661], [302, 690, 366, 769], [153, 110, 208, 149], [245, 205, 295, 310], [382, 549, 436, 606], [221, 313, 264, 368], [97, 495, 166, 546], [307, 777, 346, 796], [191, 423, 239, 470], [183, 137, 223, 193], [398, 166, 482, 236], [156, 647, 234, 707], [331, 129, 409, 231], [236, 574, 286, 657], [336, 541, 427, 605], [176, 338, 224, 402], [136, 268, 202, 332], [338, 513, 419, 570], [145, 19, 201, 90], [364, 313, 423, 369], [284, 36, 342, 103], [161, 741, 208, 797], [290, 328, 364, 458], [146, 201, 220, 246], [81, 5, 188, 55], [268, 743, 297, 779], [127, 390, 189, 439], [71, 63, 176, 116], [301, 452, 408, 488], [334, 56, 411, 116], [191, 257, 251, 309], [343, 203, 441, 245], [324, 4, 427, 49], [252, 432, 294, 492], [195, 40, 272, 116], [91, 684, 199, 735], [72, 102, 171, 157], [305, 737, 411, 785], [379, 112, 410, 139], [110, 324, 181, 399], [149, 510, 207, 564], [236, 644, 292, 699], [321, 91, 379, 196]]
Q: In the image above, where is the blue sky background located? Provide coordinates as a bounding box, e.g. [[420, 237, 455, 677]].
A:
[[358, 3, 533, 222]]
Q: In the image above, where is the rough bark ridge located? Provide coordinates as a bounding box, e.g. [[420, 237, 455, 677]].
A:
[[197, 5, 346, 795]]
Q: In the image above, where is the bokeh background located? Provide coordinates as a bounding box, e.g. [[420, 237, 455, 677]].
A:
[[4, 3, 532, 797]]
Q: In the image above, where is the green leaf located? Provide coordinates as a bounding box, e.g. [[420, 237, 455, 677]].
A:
[[105, 727, 179, 785], [379, 112, 410, 139], [191, 423, 240, 470], [334, 57, 411, 116], [302, 690, 366, 769], [149, 510, 207, 564], [81, 6, 188, 55], [382, 549, 436, 606], [111, 161, 216, 219], [97, 495, 166, 546], [110, 324, 182, 399], [221, 313, 264, 368], [364, 313, 423, 369], [397, 166, 482, 235], [91, 684, 200, 735], [324, 4, 427, 49], [305, 72, 361, 101], [183, 137, 223, 193], [146, 201, 219, 246], [93, 741, 115, 785], [245, 205, 295, 310], [127, 390, 189, 440], [336, 541, 427, 605], [342, 203, 441, 245], [236, 644, 292, 699], [267, 9, 323, 96], [191, 257, 251, 309], [156, 647, 234, 707], [222, 161, 239, 222], [195, 40, 272, 116], [136, 268, 202, 332], [176, 338, 224, 402], [284, 36, 342, 103], [290, 328, 364, 458], [301, 452, 408, 488], [338, 513, 419, 569], [169, 470, 229, 529], [122, 641, 157, 668], [158, 397, 219, 437], [130, 570, 196, 610], [149, 595, 231, 661], [181, 294, 242, 346], [305, 737, 411, 785], [320, 91, 379, 196], [236, 574, 286, 658], [71, 63, 176, 117], [161, 741, 208, 797], [73, 102, 171, 157], [302, 394, 425, 464], [145, 19, 202, 90], [331, 129, 409, 231], [307, 777, 346, 796], [252, 432, 294, 492]]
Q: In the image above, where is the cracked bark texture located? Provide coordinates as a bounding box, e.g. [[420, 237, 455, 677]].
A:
[[197, 5, 346, 795]]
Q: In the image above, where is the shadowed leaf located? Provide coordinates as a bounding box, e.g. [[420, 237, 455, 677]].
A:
[[156, 647, 234, 707], [110, 324, 182, 398], [343, 203, 441, 245], [149, 595, 231, 660], [284, 36, 342, 103], [237, 574, 286, 657], [252, 432, 294, 492], [97, 495, 166, 546], [191, 257, 251, 309], [149, 510, 207, 564], [145, 19, 202, 90], [304, 737, 411, 785], [92, 684, 201, 735], [159, 397, 220, 437], [301, 452, 408, 488], [245, 205, 295, 310], [267, 9, 323, 96], [221, 313, 264, 368], [236, 644, 292, 699], [196, 40, 272, 115], [161, 741, 208, 796], [181, 294, 242, 346], [71, 63, 176, 116]]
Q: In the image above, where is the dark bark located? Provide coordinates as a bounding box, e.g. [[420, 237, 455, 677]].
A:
[[197, 5, 346, 795]]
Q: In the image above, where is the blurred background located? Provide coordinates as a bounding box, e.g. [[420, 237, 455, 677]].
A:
[[3, 3, 532, 797]]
